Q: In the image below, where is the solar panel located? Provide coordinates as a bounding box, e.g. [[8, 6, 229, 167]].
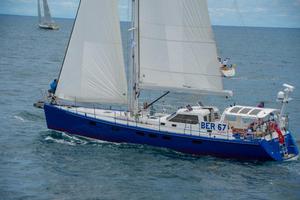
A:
[[230, 107, 242, 113], [239, 108, 252, 114], [249, 109, 262, 116]]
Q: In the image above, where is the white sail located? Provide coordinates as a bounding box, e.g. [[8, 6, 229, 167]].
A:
[[42, 0, 53, 23], [55, 0, 128, 104], [138, 0, 225, 94], [37, 0, 42, 24]]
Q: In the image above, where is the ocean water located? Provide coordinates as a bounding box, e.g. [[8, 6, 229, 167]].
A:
[[0, 15, 300, 200]]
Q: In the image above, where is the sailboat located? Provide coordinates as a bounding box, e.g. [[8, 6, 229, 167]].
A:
[[37, 0, 59, 30], [41, 0, 298, 161]]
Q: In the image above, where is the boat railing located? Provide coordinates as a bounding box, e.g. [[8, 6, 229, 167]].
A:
[[61, 105, 262, 142]]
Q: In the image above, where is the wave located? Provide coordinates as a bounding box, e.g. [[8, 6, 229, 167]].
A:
[[14, 115, 26, 122], [42, 131, 120, 147], [15, 110, 44, 122]]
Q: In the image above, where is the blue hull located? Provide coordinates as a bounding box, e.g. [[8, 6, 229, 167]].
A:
[[44, 104, 299, 161]]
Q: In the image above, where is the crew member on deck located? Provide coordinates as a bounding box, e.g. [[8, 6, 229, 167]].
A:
[[48, 79, 57, 94]]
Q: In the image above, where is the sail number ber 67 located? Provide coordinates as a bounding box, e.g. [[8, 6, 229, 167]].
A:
[[201, 122, 228, 131]]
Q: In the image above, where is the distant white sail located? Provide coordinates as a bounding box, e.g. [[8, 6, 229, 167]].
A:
[[38, 0, 58, 29], [42, 0, 53, 23], [139, 0, 224, 94], [55, 0, 128, 104], [37, 0, 42, 24]]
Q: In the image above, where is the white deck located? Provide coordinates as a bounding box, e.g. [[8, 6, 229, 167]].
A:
[[55, 105, 283, 142], [56, 105, 238, 140]]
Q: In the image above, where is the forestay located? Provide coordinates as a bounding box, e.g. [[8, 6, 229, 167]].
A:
[[55, 0, 128, 104], [139, 0, 225, 94]]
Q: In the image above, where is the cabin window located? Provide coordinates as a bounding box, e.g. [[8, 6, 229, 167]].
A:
[[214, 112, 220, 120], [149, 134, 158, 138], [203, 115, 212, 122], [192, 140, 202, 144], [162, 135, 172, 140], [169, 114, 199, 124], [171, 124, 177, 127], [160, 122, 166, 126], [136, 131, 145, 136], [225, 115, 237, 122], [111, 126, 120, 131], [89, 121, 96, 126]]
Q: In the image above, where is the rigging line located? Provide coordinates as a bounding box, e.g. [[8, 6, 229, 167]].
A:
[[55, 0, 82, 94]]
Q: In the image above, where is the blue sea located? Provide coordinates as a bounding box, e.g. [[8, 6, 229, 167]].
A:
[[0, 15, 300, 200]]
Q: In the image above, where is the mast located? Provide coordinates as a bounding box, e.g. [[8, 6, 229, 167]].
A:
[[129, 0, 140, 114]]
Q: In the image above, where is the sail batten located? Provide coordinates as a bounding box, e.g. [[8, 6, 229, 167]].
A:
[[55, 0, 127, 105], [138, 0, 225, 94]]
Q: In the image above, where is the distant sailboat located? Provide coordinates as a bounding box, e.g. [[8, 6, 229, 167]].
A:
[[38, 0, 298, 161], [37, 0, 59, 30]]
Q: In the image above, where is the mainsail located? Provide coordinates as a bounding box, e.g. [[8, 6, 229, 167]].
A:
[[138, 0, 225, 94], [42, 0, 53, 23], [55, 0, 128, 104], [38, 0, 55, 25]]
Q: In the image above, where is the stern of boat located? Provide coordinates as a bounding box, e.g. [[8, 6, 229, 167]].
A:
[[260, 131, 299, 161]]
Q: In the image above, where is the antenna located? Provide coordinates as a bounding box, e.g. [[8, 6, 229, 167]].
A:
[[277, 83, 295, 119]]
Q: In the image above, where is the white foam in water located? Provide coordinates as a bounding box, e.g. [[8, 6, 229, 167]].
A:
[[14, 115, 26, 122], [74, 134, 121, 145], [45, 136, 76, 146]]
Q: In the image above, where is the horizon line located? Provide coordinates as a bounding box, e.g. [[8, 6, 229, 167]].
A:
[[1, 13, 300, 29]]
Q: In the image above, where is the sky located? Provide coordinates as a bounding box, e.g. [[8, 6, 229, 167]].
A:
[[0, 0, 300, 28]]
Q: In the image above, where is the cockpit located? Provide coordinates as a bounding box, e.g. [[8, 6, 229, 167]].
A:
[[222, 105, 281, 135]]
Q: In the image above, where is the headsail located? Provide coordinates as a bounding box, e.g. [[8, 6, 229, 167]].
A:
[[55, 0, 128, 104], [138, 0, 228, 95]]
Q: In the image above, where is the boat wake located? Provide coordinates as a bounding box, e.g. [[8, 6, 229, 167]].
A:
[[42, 131, 202, 159], [14, 115, 26, 122], [43, 131, 120, 147]]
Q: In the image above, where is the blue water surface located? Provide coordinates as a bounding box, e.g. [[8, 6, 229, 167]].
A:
[[0, 15, 300, 200]]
